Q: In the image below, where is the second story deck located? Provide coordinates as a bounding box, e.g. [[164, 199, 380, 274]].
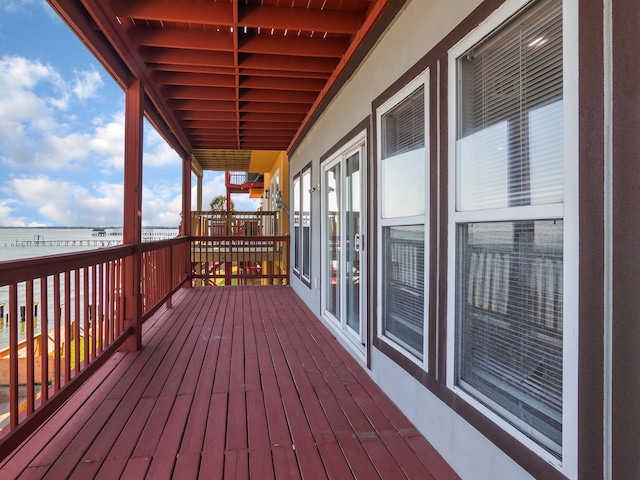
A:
[[0, 285, 458, 479]]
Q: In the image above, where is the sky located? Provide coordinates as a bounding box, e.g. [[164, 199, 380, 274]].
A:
[[0, 0, 258, 227]]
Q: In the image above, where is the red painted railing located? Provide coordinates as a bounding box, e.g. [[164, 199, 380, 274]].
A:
[[140, 238, 190, 317], [0, 237, 190, 458], [191, 235, 289, 286]]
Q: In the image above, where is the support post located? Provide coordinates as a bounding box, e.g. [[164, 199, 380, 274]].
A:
[[122, 80, 143, 351], [182, 154, 193, 286], [183, 155, 192, 237]]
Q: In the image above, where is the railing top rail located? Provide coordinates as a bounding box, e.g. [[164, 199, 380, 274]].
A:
[[0, 237, 191, 287], [192, 234, 289, 241], [138, 235, 189, 253], [193, 210, 278, 217], [0, 244, 136, 287]]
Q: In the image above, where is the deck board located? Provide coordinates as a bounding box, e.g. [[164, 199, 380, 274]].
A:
[[0, 286, 458, 479]]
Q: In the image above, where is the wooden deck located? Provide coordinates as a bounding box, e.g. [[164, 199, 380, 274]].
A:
[[0, 286, 458, 479]]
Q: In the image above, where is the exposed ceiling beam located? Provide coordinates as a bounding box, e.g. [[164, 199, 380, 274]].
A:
[[239, 36, 347, 58], [127, 27, 234, 52], [110, 0, 234, 25], [141, 47, 234, 68], [240, 76, 324, 92], [240, 54, 337, 73], [153, 71, 235, 88], [239, 5, 363, 34], [162, 85, 236, 101]]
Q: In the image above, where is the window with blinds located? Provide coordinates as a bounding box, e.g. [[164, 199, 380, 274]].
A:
[[378, 73, 428, 361], [452, 0, 565, 458], [381, 86, 426, 218], [457, 220, 563, 453], [293, 176, 300, 273], [301, 168, 311, 281], [456, 0, 563, 211], [383, 225, 425, 357]]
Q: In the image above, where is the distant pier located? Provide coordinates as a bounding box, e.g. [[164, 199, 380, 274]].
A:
[[12, 239, 120, 247], [2, 229, 178, 249]]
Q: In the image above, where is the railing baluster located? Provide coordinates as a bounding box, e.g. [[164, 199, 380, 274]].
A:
[[53, 273, 61, 393], [91, 264, 97, 362], [9, 284, 18, 429], [64, 272, 71, 384], [74, 269, 81, 377], [97, 262, 104, 354], [26, 280, 35, 415], [40, 277, 49, 403], [107, 261, 113, 343], [84, 267, 90, 370]]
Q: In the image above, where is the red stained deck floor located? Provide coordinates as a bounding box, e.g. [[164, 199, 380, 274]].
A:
[[0, 286, 458, 479]]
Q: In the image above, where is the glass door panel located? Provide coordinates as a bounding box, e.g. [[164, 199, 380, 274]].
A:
[[345, 152, 361, 336], [325, 163, 341, 320], [322, 142, 366, 350]]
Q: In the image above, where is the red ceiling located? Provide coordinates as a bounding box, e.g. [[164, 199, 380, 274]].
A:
[[48, 0, 394, 167]]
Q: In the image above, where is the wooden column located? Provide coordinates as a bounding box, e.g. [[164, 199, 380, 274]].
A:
[[197, 175, 203, 213], [182, 154, 192, 238], [182, 154, 193, 289], [122, 80, 143, 351]]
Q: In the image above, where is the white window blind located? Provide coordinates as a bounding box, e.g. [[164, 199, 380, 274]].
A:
[[382, 86, 425, 159], [457, 220, 563, 453], [302, 169, 311, 280], [383, 225, 425, 357], [453, 0, 565, 457], [378, 77, 428, 360], [381, 86, 426, 218], [456, 0, 563, 211], [293, 176, 300, 273]]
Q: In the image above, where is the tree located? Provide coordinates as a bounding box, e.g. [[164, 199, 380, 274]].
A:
[[209, 194, 235, 211]]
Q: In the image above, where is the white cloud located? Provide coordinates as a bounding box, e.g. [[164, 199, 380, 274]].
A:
[[72, 67, 103, 100], [142, 185, 182, 227], [0, 199, 26, 226], [192, 172, 260, 212], [0, 0, 42, 13], [90, 113, 125, 169], [143, 126, 181, 168], [8, 176, 124, 226], [0, 55, 111, 170], [193, 173, 226, 211]]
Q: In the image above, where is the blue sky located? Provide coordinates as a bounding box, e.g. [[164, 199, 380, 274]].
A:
[[0, 0, 256, 227]]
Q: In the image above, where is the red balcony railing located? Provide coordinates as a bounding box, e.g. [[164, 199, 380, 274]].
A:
[[191, 211, 279, 237], [191, 235, 289, 286], [0, 237, 190, 458], [0, 232, 287, 460]]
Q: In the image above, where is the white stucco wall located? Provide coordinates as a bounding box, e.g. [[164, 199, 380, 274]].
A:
[[289, 0, 483, 310]]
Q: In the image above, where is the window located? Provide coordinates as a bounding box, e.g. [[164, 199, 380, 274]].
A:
[[377, 72, 429, 362], [448, 0, 576, 465], [293, 165, 312, 285], [293, 175, 301, 274], [301, 168, 311, 282]]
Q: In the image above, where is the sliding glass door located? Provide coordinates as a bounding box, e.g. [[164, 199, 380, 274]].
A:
[[322, 140, 365, 349]]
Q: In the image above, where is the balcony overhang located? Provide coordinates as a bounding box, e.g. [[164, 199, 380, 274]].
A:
[[46, 0, 407, 172]]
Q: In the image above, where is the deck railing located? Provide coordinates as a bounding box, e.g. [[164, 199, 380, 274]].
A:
[[191, 210, 279, 237], [140, 238, 190, 316], [0, 237, 190, 458], [191, 235, 289, 286]]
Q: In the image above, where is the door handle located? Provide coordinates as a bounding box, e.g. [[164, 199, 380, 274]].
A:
[[354, 233, 364, 252]]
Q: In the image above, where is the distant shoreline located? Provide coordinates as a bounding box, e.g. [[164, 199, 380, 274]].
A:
[[0, 226, 178, 229]]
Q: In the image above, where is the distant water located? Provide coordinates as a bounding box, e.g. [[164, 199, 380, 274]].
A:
[[0, 227, 178, 350]]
